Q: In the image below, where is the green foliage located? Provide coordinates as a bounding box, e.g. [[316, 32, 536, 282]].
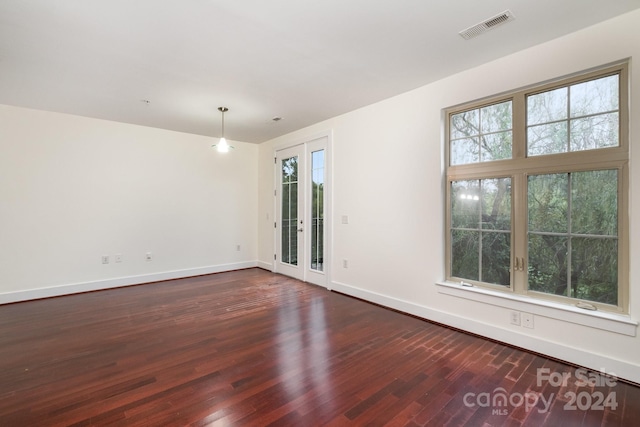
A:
[[527, 171, 618, 305], [451, 178, 511, 285], [449, 74, 621, 305]]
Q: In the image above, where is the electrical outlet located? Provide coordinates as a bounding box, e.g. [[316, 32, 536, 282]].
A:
[[115, 254, 122, 263], [510, 311, 521, 326], [145, 252, 152, 261], [236, 245, 241, 251], [101, 255, 109, 265], [343, 259, 348, 268], [522, 312, 534, 329]]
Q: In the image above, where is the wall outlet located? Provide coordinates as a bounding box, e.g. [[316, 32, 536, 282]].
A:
[[115, 254, 122, 263], [145, 252, 152, 261], [510, 311, 521, 326], [101, 255, 109, 265], [236, 245, 241, 251], [522, 312, 534, 329], [341, 215, 349, 224], [343, 259, 348, 268]]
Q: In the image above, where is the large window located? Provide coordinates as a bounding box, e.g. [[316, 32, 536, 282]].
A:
[[445, 63, 628, 312]]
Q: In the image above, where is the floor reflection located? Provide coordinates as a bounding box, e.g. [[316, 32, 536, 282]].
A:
[[276, 287, 333, 415]]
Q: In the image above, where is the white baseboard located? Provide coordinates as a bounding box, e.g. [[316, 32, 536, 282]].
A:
[[331, 280, 640, 385], [0, 261, 258, 305], [257, 260, 274, 271]]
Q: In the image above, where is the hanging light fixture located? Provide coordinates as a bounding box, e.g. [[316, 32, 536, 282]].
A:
[[212, 106, 234, 153]]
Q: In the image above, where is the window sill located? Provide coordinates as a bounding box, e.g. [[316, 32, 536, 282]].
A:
[[435, 281, 637, 336]]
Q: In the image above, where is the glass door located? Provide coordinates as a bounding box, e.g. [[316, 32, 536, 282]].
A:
[[275, 137, 328, 286], [276, 145, 305, 281]]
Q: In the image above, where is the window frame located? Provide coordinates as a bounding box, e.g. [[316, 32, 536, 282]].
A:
[[444, 62, 629, 313]]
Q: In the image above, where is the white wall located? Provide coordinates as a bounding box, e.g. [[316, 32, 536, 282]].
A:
[[258, 10, 640, 383], [0, 105, 258, 301]]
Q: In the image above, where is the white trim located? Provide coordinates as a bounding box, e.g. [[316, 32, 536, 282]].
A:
[[305, 137, 330, 287], [257, 260, 274, 271], [436, 281, 637, 336], [272, 130, 333, 151], [0, 261, 258, 305], [273, 130, 333, 288], [331, 279, 640, 384], [274, 144, 306, 281]]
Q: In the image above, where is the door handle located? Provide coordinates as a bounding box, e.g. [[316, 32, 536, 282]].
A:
[[297, 228, 304, 232]]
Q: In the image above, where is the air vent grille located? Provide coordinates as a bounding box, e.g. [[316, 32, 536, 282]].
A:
[[459, 10, 515, 40]]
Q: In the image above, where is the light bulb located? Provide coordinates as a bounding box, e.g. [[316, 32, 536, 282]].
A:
[[217, 137, 229, 153]]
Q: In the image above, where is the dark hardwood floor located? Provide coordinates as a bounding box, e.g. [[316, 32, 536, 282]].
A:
[[0, 268, 638, 426]]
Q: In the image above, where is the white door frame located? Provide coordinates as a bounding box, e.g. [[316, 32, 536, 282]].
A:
[[273, 133, 331, 288], [275, 144, 305, 281]]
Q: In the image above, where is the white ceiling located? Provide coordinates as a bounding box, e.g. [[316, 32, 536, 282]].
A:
[[1, 1, 639, 143]]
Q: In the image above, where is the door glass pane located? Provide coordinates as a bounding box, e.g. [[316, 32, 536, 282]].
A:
[[281, 156, 298, 265], [311, 150, 324, 271]]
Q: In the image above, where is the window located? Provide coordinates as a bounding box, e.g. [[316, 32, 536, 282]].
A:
[[445, 63, 629, 313], [281, 156, 298, 265], [311, 149, 325, 271]]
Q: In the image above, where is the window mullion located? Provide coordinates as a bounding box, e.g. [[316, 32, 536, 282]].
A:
[[567, 173, 573, 298], [478, 180, 482, 283], [511, 93, 527, 294], [512, 173, 527, 294], [512, 93, 527, 160]]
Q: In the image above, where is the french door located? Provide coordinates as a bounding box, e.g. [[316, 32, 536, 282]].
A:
[[275, 137, 328, 286]]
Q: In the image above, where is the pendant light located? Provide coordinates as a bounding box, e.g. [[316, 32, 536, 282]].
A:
[[212, 107, 234, 152]]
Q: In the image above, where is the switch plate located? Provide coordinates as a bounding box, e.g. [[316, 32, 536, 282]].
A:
[[101, 255, 109, 265], [115, 254, 122, 263], [510, 311, 521, 326]]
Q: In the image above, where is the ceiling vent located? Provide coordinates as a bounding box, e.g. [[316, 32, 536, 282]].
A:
[[459, 10, 515, 40]]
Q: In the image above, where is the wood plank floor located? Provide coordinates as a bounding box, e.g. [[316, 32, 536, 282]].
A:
[[0, 268, 638, 426]]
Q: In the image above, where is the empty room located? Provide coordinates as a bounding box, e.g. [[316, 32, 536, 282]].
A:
[[1, 1, 639, 426]]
